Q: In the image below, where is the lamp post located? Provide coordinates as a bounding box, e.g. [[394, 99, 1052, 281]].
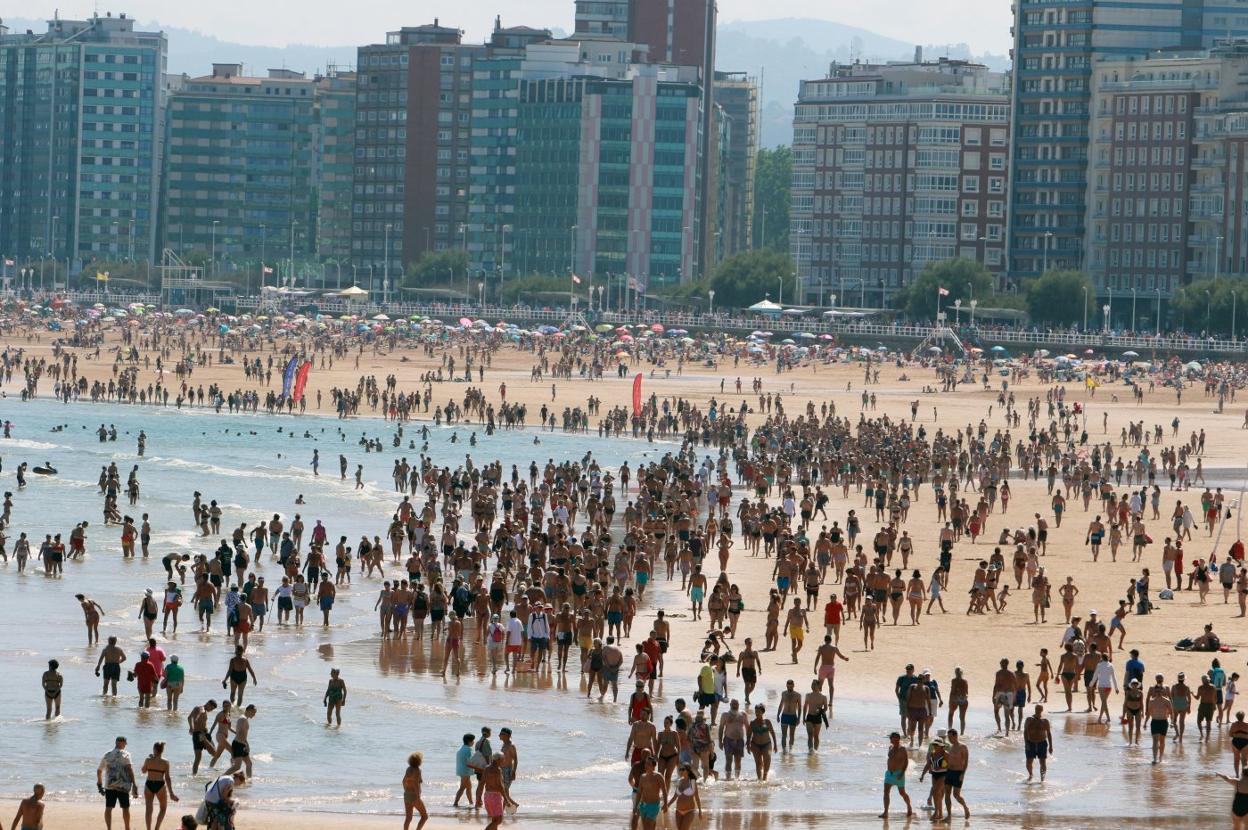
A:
[[1215, 235, 1224, 286], [384, 223, 392, 306], [1205, 289, 1212, 333], [259, 224, 267, 292], [970, 299, 978, 327], [1154, 287, 1161, 334], [289, 220, 298, 289], [1042, 230, 1053, 275], [128, 219, 135, 262], [500, 224, 511, 284], [1082, 286, 1088, 332], [1131, 288, 1138, 332], [1102, 303, 1111, 333], [478, 281, 485, 308], [1233, 290, 1239, 341], [777, 274, 784, 308], [953, 298, 961, 325], [211, 220, 219, 277], [708, 289, 716, 316]]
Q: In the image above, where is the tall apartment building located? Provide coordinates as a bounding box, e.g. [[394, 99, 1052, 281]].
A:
[[1084, 42, 1248, 324], [1005, 0, 1235, 282], [468, 21, 553, 280], [791, 59, 1009, 308], [570, 0, 718, 279], [353, 21, 491, 293], [0, 13, 166, 274], [163, 64, 351, 281], [713, 71, 759, 257], [316, 68, 358, 265], [512, 66, 703, 290]]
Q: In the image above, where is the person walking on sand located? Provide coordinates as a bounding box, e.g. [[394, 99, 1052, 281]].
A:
[[140, 741, 178, 830], [97, 736, 139, 830], [10, 783, 45, 830], [402, 752, 429, 830]]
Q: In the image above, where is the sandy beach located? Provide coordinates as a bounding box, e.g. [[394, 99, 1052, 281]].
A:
[[2, 321, 1247, 828]]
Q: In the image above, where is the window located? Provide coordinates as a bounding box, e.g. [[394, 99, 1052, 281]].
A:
[[962, 176, 980, 193], [960, 201, 979, 217]]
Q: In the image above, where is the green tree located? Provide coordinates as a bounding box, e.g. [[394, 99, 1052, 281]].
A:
[[1171, 277, 1247, 335], [1024, 269, 1096, 327], [404, 250, 467, 287], [752, 146, 791, 251], [904, 258, 993, 320], [497, 274, 590, 306], [709, 249, 795, 309]]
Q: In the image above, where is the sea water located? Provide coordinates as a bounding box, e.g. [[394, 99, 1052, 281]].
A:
[[0, 398, 1227, 828]]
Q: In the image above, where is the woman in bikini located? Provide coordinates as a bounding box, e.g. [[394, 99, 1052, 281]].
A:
[[141, 741, 178, 830], [906, 570, 926, 625], [663, 764, 703, 830], [655, 716, 681, 788], [748, 705, 777, 782]]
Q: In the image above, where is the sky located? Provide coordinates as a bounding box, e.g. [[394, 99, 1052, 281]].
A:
[[15, 0, 1012, 54]]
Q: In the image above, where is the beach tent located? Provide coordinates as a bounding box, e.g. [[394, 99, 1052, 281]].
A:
[[340, 285, 369, 303], [747, 299, 784, 315]]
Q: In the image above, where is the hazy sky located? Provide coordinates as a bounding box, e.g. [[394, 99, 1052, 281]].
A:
[[19, 0, 1011, 53]]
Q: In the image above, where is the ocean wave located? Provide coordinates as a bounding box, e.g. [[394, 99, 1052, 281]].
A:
[[2, 438, 61, 450]]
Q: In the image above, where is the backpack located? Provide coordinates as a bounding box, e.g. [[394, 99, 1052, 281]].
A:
[[490, 623, 505, 643]]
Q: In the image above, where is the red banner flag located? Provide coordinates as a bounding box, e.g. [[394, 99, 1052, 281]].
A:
[[632, 373, 643, 416], [292, 361, 312, 402]]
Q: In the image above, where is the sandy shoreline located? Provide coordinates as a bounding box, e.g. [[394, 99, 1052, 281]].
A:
[[4, 326, 1248, 826]]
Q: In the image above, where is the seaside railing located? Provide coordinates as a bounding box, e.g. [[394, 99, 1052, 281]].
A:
[[49, 291, 1248, 356]]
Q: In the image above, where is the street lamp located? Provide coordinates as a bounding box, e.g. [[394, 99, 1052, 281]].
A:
[[1081, 286, 1088, 332], [478, 281, 485, 307], [953, 298, 962, 325], [1042, 230, 1053, 275], [708, 289, 716, 316], [1154, 287, 1161, 334], [1205, 289, 1212, 332], [1215, 235, 1224, 286], [211, 220, 220, 277], [1102, 303, 1111, 333], [970, 299, 978, 327], [384, 223, 393, 306], [1233, 290, 1239, 341], [259, 223, 267, 291]]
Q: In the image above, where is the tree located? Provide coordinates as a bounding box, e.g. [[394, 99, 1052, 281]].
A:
[[1024, 269, 1096, 327], [708, 249, 795, 309], [904, 258, 993, 320], [404, 250, 467, 288], [752, 146, 791, 251], [1171, 277, 1246, 335]]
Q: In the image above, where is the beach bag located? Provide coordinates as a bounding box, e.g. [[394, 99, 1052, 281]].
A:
[[468, 750, 487, 771], [1159, 589, 1174, 600]]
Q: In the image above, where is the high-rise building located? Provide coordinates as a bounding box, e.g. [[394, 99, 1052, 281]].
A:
[[512, 65, 703, 293], [468, 20, 553, 281], [1005, 0, 1228, 282], [315, 68, 358, 267], [353, 20, 488, 294], [713, 71, 759, 258], [1084, 42, 1248, 326], [163, 64, 351, 286], [791, 59, 1010, 308], [574, 1, 630, 40], [0, 13, 166, 274]]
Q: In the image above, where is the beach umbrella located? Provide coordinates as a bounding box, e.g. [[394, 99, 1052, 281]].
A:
[[797, 332, 816, 339], [205, 307, 220, 314], [1122, 350, 1139, 358], [927, 346, 942, 354], [650, 323, 664, 333], [781, 338, 796, 345], [1083, 348, 1095, 355], [969, 347, 983, 353], [595, 323, 615, 333], [990, 345, 1007, 352], [1185, 361, 1203, 371], [819, 334, 835, 340], [373, 313, 391, 321], [750, 331, 766, 337]]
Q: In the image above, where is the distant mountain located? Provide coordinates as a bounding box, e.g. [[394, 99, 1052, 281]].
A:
[[4, 15, 1009, 146], [716, 18, 1010, 147], [2, 17, 357, 77]]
